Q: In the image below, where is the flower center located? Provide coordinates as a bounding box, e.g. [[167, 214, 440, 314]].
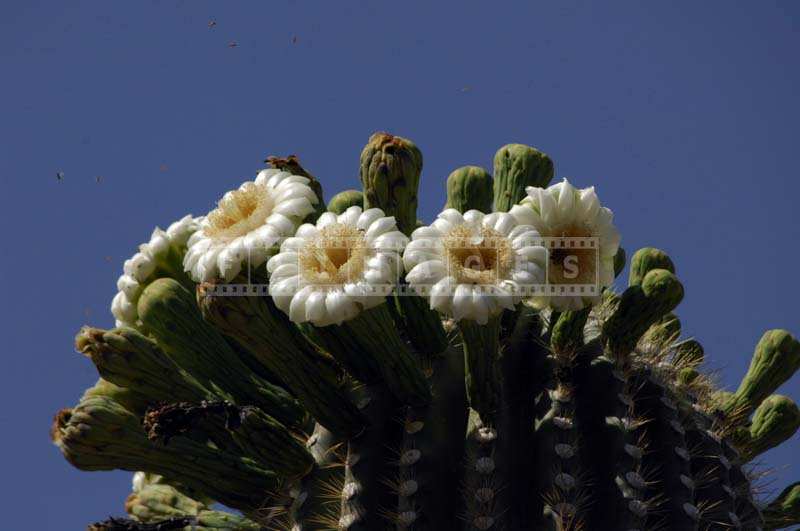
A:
[[204, 182, 274, 239], [544, 223, 597, 286], [299, 223, 368, 285], [443, 225, 511, 285]]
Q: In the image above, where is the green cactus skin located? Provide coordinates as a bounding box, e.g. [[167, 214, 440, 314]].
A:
[[327, 189, 364, 215], [123, 480, 260, 530], [723, 329, 800, 420], [359, 132, 422, 236], [492, 143, 554, 212], [51, 396, 282, 514], [628, 246, 676, 287], [445, 166, 493, 214], [603, 268, 685, 360], [54, 136, 800, 531], [197, 281, 365, 438], [764, 482, 800, 529], [137, 278, 305, 428], [359, 132, 449, 357]]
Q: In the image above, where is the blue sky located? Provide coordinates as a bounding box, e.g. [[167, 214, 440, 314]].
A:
[[1, 1, 798, 528]]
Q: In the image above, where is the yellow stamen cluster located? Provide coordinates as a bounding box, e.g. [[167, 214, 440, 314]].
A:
[[205, 182, 273, 239], [443, 225, 512, 285], [299, 223, 368, 285]]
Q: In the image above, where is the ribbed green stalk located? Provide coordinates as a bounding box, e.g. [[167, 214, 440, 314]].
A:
[[52, 395, 281, 515], [459, 316, 502, 422], [76, 327, 213, 406], [197, 283, 365, 437], [137, 278, 305, 428], [313, 304, 431, 406]]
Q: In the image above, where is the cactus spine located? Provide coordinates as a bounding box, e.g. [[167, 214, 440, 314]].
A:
[[54, 134, 800, 531]]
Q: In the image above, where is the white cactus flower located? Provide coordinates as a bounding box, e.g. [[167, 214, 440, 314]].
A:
[[267, 206, 407, 326], [510, 178, 621, 310], [111, 215, 203, 328], [184, 169, 318, 282], [403, 209, 546, 325]]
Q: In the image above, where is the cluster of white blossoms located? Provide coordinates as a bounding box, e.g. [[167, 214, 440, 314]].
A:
[[261, 178, 619, 325], [161, 168, 619, 326], [267, 206, 408, 326], [184, 169, 318, 282], [111, 215, 203, 327]]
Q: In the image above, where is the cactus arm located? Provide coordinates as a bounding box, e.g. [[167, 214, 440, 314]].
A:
[[635, 376, 697, 531], [339, 383, 403, 530], [494, 308, 549, 529], [137, 278, 305, 428], [197, 282, 366, 438], [535, 361, 588, 530], [397, 345, 468, 530], [492, 143, 554, 212], [459, 317, 502, 423], [290, 424, 345, 530]]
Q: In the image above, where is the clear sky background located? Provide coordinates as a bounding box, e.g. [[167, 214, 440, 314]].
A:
[[1, 1, 798, 529]]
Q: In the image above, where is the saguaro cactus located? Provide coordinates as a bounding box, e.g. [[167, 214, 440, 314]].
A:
[[54, 133, 800, 530]]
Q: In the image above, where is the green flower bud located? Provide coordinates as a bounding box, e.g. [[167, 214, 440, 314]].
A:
[[80, 379, 150, 416], [51, 395, 281, 514], [551, 308, 592, 354], [741, 395, 800, 460], [76, 326, 213, 408], [724, 329, 800, 420], [328, 189, 364, 214], [492, 143, 553, 212], [677, 367, 699, 386], [359, 132, 422, 235], [125, 483, 205, 522], [603, 269, 684, 359], [672, 338, 704, 367], [445, 166, 493, 213], [764, 481, 800, 530], [628, 247, 675, 287]]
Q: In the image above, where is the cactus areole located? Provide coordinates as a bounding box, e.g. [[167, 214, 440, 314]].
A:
[[55, 133, 799, 531]]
